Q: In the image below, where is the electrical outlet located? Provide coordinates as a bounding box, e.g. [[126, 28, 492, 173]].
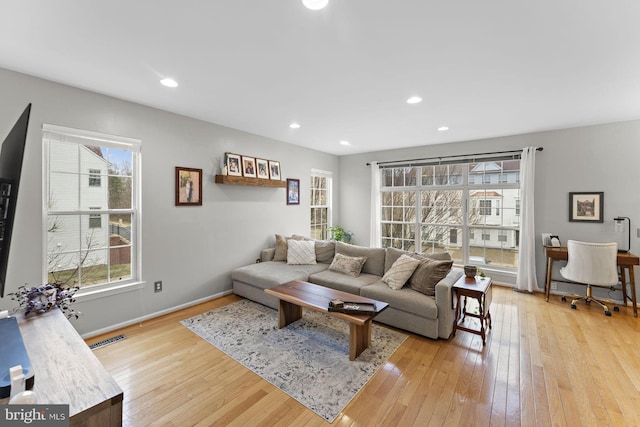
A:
[[550, 282, 557, 291], [154, 281, 163, 292]]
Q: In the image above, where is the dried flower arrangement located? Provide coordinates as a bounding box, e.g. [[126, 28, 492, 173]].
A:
[[9, 283, 82, 319]]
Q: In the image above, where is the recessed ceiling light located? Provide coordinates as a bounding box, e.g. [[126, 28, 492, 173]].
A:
[[160, 78, 178, 88], [438, 126, 449, 132], [302, 0, 329, 10], [406, 96, 422, 104], [339, 140, 351, 146], [289, 122, 301, 129]]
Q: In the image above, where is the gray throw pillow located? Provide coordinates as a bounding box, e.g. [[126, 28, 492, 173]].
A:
[[315, 240, 336, 264], [328, 253, 367, 277], [408, 258, 453, 296], [273, 234, 289, 261]]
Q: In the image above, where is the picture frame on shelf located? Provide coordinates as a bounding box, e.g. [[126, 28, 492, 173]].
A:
[[569, 192, 603, 223], [225, 153, 242, 176], [256, 158, 269, 179], [269, 160, 281, 180], [175, 166, 203, 206], [287, 178, 300, 205], [242, 156, 257, 178]]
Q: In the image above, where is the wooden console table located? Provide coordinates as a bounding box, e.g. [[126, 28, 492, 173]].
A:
[[452, 276, 493, 345], [544, 246, 639, 317], [0, 308, 123, 426]]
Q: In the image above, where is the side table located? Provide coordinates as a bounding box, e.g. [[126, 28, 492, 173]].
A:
[[452, 275, 493, 345]]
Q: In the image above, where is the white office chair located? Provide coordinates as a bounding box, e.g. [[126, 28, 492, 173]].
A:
[[559, 240, 619, 316]]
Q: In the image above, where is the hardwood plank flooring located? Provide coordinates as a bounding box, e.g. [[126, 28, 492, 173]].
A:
[[86, 287, 640, 426]]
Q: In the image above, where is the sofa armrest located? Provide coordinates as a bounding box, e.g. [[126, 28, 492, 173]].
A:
[[261, 248, 275, 262], [434, 267, 463, 339]]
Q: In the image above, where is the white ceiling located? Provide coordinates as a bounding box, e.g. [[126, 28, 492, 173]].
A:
[[2, 1, 640, 155]]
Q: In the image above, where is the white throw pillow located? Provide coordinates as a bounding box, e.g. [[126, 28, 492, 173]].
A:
[[287, 240, 317, 265], [382, 254, 421, 290]]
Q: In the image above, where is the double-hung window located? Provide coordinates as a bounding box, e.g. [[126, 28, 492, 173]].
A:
[[380, 159, 521, 270], [310, 170, 332, 240], [43, 125, 141, 292]]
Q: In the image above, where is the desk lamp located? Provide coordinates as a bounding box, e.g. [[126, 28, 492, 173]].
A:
[[614, 216, 630, 253]]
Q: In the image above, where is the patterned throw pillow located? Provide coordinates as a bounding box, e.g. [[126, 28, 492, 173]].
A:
[[408, 258, 453, 296], [382, 254, 422, 290], [328, 253, 367, 277], [287, 240, 317, 265]]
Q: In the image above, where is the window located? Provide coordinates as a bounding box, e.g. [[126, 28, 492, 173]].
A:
[[380, 159, 521, 269], [44, 124, 141, 291], [88, 168, 101, 187], [479, 200, 492, 216], [515, 199, 521, 216], [89, 207, 102, 229], [310, 171, 332, 240]]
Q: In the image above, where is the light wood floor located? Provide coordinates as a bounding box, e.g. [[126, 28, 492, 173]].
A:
[[87, 286, 640, 426]]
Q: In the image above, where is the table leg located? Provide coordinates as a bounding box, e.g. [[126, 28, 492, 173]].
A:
[[278, 300, 302, 328], [349, 321, 371, 361], [620, 266, 628, 306], [452, 293, 462, 337], [629, 266, 638, 318], [545, 256, 554, 302], [478, 296, 486, 345]]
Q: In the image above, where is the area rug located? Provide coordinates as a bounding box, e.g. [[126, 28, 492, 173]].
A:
[[180, 299, 407, 422]]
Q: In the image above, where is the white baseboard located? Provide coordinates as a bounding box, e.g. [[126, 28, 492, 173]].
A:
[[81, 289, 233, 339]]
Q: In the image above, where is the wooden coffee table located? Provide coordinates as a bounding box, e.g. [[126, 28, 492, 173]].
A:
[[265, 280, 389, 360]]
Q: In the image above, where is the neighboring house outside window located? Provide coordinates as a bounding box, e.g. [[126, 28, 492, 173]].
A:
[[380, 160, 521, 269], [44, 124, 141, 292], [310, 170, 332, 240]]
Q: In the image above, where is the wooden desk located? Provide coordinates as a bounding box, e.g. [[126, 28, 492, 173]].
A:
[[0, 308, 123, 426], [544, 246, 639, 317], [452, 276, 493, 345]]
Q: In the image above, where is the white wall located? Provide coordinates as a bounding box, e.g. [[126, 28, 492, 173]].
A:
[[339, 121, 640, 302], [0, 68, 339, 335]]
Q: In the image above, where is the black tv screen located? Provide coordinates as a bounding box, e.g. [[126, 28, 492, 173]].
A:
[[0, 104, 31, 298]]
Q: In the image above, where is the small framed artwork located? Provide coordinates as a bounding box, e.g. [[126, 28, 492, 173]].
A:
[[269, 160, 281, 180], [287, 178, 300, 205], [569, 192, 603, 223], [175, 167, 202, 206], [225, 153, 242, 176], [242, 156, 257, 178], [256, 158, 269, 179]]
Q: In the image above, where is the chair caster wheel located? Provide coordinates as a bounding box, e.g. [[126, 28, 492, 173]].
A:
[[571, 304, 577, 310], [585, 300, 591, 305], [614, 306, 620, 312], [605, 311, 612, 316], [561, 296, 567, 302]]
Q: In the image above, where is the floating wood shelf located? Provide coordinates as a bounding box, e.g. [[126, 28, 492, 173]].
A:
[[215, 175, 286, 188]]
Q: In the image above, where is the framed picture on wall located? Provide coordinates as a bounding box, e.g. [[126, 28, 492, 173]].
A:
[[269, 160, 281, 180], [287, 179, 300, 205], [241, 156, 257, 178], [225, 153, 242, 176], [256, 158, 269, 179], [175, 167, 203, 206], [569, 192, 603, 223]]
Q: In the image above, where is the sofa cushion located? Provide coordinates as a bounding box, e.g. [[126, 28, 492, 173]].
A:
[[231, 261, 328, 290], [408, 257, 453, 297], [314, 240, 336, 264], [287, 240, 317, 265], [360, 281, 438, 320], [309, 270, 380, 295], [384, 247, 451, 274], [328, 253, 367, 277], [273, 234, 305, 261], [336, 242, 386, 276], [382, 254, 421, 290]]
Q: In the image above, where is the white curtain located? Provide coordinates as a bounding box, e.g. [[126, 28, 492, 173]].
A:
[[369, 162, 381, 247], [516, 147, 538, 292]]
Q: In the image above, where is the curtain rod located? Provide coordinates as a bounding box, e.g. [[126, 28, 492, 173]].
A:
[[366, 147, 543, 167]]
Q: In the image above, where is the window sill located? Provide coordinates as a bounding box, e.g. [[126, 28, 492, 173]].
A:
[[74, 281, 146, 303]]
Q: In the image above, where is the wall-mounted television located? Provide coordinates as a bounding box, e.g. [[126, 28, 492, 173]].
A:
[[0, 104, 31, 298]]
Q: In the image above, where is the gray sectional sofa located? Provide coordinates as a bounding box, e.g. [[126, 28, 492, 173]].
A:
[[231, 238, 463, 340]]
